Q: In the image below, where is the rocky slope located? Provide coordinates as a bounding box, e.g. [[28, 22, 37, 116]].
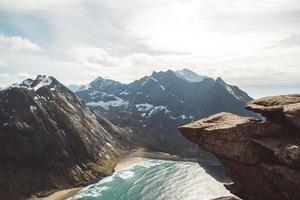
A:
[[179, 94, 300, 200], [0, 75, 128, 199], [75, 69, 257, 158]]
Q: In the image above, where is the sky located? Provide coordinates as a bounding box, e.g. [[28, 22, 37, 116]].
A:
[[0, 0, 299, 98]]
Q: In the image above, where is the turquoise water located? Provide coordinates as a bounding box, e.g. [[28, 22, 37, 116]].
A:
[[69, 160, 231, 200]]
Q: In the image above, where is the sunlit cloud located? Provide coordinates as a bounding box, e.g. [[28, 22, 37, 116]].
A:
[[0, 0, 299, 92], [0, 34, 43, 52]]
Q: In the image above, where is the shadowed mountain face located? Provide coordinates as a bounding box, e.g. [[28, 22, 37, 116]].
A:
[[75, 69, 257, 157], [0, 75, 128, 200]]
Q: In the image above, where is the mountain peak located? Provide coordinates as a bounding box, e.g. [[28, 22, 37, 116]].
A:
[[175, 68, 209, 82], [89, 76, 122, 89], [216, 77, 226, 84], [7, 75, 56, 91], [92, 76, 104, 82], [89, 76, 104, 87], [180, 68, 196, 73]]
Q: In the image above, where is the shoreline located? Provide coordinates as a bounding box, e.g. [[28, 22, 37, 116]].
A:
[[44, 148, 196, 200], [114, 148, 193, 171], [41, 187, 83, 200]]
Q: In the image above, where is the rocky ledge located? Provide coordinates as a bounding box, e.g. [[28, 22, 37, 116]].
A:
[[179, 94, 300, 200]]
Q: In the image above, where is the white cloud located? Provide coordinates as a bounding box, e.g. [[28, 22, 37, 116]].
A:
[[0, 73, 34, 87], [0, 34, 43, 52], [0, 0, 299, 92], [0, 58, 6, 66]]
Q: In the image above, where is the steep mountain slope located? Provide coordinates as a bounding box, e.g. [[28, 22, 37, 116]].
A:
[[0, 75, 128, 199], [75, 69, 257, 157]]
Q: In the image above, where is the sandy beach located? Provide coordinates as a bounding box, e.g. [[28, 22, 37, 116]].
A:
[[114, 148, 184, 171], [115, 156, 149, 171], [43, 148, 191, 200], [41, 187, 83, 200]]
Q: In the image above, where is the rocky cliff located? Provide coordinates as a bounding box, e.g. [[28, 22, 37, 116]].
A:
[[179, 94, 300, 200], [0, 75, 128, 199]]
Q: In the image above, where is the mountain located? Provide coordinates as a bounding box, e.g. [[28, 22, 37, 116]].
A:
[[68, 84, 84, 92], [75, 69, 257, 157], [0, 75, 128, 199], [175, 68, 209, 82]]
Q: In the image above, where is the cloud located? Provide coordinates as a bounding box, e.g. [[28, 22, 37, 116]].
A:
[[0, 72, 33, 87], [0, 0, 299, 89], [280, 34, 300, 47], [0, 34, 43, 52], [64, 45, 300, 86], [0, 58, 6, 66]]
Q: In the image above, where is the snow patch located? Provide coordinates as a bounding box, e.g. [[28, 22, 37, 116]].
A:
[[171, 115, 194, 120], [225, 85, 242, 100], [30, 105, 37, 112], [136, 103, 153, 112], [120, 91, 129, 95], [33, 76, 52, 91], [86, 97, 128, 110], [9, 76, 53, 91], [136, 103, 170, 118], [150, 77, 165, 91]]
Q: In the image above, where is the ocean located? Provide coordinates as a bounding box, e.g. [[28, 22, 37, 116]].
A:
[[68, 159, 232, 200]]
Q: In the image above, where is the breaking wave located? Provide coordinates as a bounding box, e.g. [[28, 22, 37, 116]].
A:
[[69, 160, 231, 200]]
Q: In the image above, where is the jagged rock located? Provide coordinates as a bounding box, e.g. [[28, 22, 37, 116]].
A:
[[0, 76, 128, 200], [247, 94, 300, 129], [179, 95, 300, 200]]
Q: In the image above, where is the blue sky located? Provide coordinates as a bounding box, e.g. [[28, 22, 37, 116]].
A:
[[0, 0, 299, 98]]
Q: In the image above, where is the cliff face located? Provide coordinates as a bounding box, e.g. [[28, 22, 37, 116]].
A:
[[0, 76, 128, 199], [179, 94, 300, 200]]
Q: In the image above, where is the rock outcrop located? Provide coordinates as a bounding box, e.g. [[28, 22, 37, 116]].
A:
[[179, 94, 300, 200], [0, 76, 128, 199]]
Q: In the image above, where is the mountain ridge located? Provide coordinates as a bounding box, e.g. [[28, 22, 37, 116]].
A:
[[75, 69, 258, 158]]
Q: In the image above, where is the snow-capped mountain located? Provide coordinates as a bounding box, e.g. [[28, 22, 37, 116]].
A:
[[0, 75, 128, 199], [68, 84, 84, 92], [75, 69, 257, 157], [175, 68, 209, 82]]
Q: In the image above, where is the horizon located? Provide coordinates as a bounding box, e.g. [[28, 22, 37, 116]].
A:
[[1, 68, 299, 99]]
